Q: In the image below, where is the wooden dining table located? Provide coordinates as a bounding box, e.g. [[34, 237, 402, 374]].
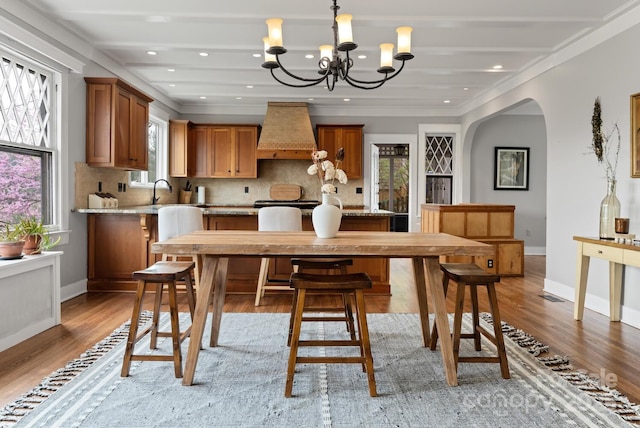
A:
[[151, 230, 494, 387]]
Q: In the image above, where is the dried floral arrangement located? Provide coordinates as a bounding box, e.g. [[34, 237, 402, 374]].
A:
[[591, 96, 621, 182], [307, 148, 348, 194]]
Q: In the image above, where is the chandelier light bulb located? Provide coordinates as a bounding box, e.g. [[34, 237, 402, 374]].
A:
[[319, 45, 333, 69], [379, 43, 394, 69], [266, 18, 284, 48], [336, 14, 353, 45], [396, 27, 412, 55], [263, 37, 276, 64]]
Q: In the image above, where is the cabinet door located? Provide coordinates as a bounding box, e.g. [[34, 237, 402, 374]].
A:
[[128, 95, 149, 170], [169, 120, 188, 177], [189, 126, 211, 177], [234, 127, 257, 178], [210, 127, 234, 177], [86, 82, 114, 165], [114, 87, 132, 168], [317, 125, 363, 179]]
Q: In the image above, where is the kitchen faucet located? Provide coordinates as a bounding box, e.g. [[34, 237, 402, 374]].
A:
[[152, 179, 173, 205]]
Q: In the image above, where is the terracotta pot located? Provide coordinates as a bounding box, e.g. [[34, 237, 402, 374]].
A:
[[23, 234, 42, 255], [0, 241, 25, 258]]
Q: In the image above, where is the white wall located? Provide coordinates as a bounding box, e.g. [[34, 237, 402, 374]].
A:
[[470, 114, 547, 253], [460, 23, 640, 326]]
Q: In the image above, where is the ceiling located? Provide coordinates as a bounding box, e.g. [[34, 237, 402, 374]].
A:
[[18, 0, 640, 116]]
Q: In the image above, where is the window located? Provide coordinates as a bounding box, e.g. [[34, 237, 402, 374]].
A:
[[129, 116, 168, 187], [0, 52, 54, 225]]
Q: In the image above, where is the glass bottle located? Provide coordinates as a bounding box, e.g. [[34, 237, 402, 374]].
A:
[[599, 179, 620, 240]]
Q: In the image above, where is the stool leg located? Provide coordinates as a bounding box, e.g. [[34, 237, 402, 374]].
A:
[[121, 280, 147, 377], [255, 258, 270, 306], [470, 285, 481, 351], [430, 273, 450, 350], [344, 293, 357, 341], [150, 283, 164, 349], [167, 281, 183, 378], [451, 281, 466, 369], [287, 288, 299, 347], [354, 289, 377, 397], [286, 289, 307, 397], [486, 283, 510, 379], [184, 271, 196, 321]]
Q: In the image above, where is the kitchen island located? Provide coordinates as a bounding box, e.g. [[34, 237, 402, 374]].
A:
[[76, 205, 393, 294]]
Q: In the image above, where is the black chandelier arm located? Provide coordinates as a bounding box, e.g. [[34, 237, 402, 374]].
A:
[[343, 74, 389, 90], [274, 55, 330, 84], [270, 68, 328, 88], [345, 59, 407, 87]]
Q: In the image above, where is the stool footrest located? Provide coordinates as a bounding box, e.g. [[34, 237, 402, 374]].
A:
[[302, 316, 350, 322], [458, 356, 502, 364], [299, 339, 360, 347], [297, 356, 365, 364], [130, 355, 177, 362]]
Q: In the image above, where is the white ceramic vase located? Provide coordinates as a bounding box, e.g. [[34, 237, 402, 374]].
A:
[[312, 193, 343, 238]]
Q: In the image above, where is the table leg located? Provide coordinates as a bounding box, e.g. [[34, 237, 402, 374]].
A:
[[573, 242, 590, 321], [411, 258, 430, 347], [609, 262, 623, 322], [182, 255, 219, 386], [425, 257, 458, 387], [209, 257, 229, 347]]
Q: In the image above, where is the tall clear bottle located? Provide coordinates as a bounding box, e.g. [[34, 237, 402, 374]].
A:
[[599, 179, 620, 240]]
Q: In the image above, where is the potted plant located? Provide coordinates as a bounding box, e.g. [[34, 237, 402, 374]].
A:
[[0, 223, 25, 259], [17, 216, 60, 254]]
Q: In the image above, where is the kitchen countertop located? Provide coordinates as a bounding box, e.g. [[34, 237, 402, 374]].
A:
[[74, 204, 394, 217]]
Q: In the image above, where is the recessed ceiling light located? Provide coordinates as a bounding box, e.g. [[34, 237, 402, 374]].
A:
[[493, 64, 503, 69], [236, 97, 242, 100], [167, 68, 175, 72], [343, 98, 350, 102], [252, 53, 261, 58], [463, 87, 469, 91], [357, 55, 367, 59], [200, 96, 207, 99], [444, 99, 451, 104], [305, 54, 314, 59], [169, 84, 176, 87], [308, 98, 314, 101], [147, 51, 157, 55], [246, 85, 253, 89], [199, 52, 209, 57]]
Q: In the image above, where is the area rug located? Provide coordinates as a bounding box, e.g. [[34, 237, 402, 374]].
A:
[[1, 312, 638, 427]]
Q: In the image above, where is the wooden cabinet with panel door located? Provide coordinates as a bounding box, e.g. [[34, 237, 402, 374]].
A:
[[316, 124, 364, 179], [85, 77, 153, 170], [169, 120, 190, 177]]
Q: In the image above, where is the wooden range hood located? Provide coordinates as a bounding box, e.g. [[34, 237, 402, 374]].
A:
[[256, 101, 317, 159]]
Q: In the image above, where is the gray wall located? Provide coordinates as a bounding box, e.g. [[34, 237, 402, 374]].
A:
[[469, 114, 547, 252]]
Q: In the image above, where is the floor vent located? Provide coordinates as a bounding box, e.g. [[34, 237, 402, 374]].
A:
[[540, 294, 564, 302]]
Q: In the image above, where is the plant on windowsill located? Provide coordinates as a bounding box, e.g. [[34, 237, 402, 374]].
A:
[[0, 223, 25, 259], [16, 216, 61, 255]]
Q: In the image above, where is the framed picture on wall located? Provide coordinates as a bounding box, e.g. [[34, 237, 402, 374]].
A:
[[494, 147, 530, 190]]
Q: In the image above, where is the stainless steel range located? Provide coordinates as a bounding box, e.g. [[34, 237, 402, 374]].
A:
[[253, 200, 320, 209]]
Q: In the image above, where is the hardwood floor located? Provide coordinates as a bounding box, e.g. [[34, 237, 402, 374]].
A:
[[1, 255, 639, 409]]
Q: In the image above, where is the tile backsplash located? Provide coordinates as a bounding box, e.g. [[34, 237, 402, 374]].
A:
[[74, 160, 364, 208]]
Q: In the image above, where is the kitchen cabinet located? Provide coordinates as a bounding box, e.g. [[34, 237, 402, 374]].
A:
[[421, 203, 524, 276], [87, 214, 157, 291], [187, 124, 259, 178], [169, 120, 190, 177], [316, 124, 364, 179], [85, 77, 153, 170]]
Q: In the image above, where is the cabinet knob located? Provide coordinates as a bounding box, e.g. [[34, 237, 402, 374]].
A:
[[598, 250, 603, 254]]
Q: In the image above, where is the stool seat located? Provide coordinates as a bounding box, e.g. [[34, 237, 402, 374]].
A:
[[291, 258, 353, 271], [286, 272, 376, 397], [430, 263, 510, 380], [121, 261, 197, 379]]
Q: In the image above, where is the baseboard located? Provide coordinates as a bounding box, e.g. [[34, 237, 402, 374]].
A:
[[525, 246, 546, 255], [61, 279, 87, 302], [543, 278, 640, 329]]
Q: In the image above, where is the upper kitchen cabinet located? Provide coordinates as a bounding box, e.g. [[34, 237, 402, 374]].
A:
[[169, 120, 190, 177], [316, 125, 364, 179], [187, 124, 259, 178], [85, 78, 153, 170]]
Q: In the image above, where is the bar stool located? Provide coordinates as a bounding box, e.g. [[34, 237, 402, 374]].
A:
[[285, 272, 377, 397], [288, 258, 355, 345], [429, 263, 510, 379], [121, 261, 196, 378]]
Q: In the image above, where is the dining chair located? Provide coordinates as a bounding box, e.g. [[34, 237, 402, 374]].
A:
[[157, 205, 204, 292], [255, 206, 303, 306]]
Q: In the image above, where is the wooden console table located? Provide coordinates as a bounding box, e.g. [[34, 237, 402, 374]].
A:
[[573, 236, 640, 321]]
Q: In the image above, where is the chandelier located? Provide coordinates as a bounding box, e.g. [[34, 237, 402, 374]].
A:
[[261, 0, 413, 91]]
